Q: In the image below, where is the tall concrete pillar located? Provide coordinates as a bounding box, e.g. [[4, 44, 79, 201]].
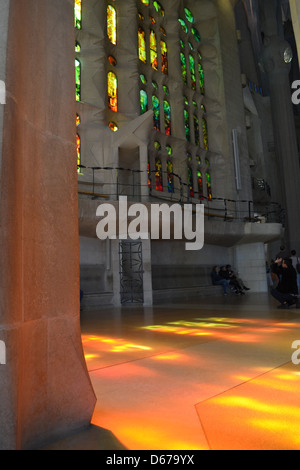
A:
[[289, 0, 300, 67], [261, 0, 300, 252], [0, 0, 96, 450]]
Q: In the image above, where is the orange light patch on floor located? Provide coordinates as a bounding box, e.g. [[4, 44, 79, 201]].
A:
[[196, 363, 300, 450]]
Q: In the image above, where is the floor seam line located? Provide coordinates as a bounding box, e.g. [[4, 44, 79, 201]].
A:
[[193, 359, 293, 408]]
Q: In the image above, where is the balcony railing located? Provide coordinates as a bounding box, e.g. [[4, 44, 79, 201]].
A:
[[77, 165, 284, 225]]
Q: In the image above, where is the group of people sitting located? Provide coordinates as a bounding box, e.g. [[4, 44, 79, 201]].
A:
[[211, 265, 250, 296], [211, 245, 300, 309]]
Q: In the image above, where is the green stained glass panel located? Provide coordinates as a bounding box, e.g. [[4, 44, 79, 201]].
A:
[[178, 19, 188, 33], [152, 96, 160, 130], [189, 54, 196, 90], [184, 109, 190, 142], [153, 1, 165, 16], [75, 59, 81, 102], [140, 74, 147, 84], [199, 62, 205, 94], [164, 100, 171, 135], [203, 118, 208, 150], [140, 90, 148, 114], [180, 52, 187, 84], [192, 27, 201, 42], [167, 160, 174, 193], [184, 8, 194, 23]]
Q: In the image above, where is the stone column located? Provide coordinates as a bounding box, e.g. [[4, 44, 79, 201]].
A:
[[139, 144, 149, 202], [234, 243, 268, 293], [290, 0, 300, 68], [0, 0, 96, 450], [261, 0, 300, 252]]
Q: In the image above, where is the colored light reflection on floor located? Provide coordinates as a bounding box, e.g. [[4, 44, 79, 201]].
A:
[[82, 334, 152, 358], [196, 365, 300, 450], [82, 305, 300, 450], [140, 317, 293, 344]]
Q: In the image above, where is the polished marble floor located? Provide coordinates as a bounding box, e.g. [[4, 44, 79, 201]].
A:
[[79, 293, 300, 450]]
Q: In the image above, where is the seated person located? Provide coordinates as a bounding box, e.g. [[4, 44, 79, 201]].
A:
[[219, 265, 244, 295], [270, 258, 299, 309], [211, 266, 236, 295], [226, 264, 250, 292]]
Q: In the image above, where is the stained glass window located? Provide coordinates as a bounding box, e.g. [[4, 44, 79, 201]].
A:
[[150, 30, 158, 70], [109, 121, 119, 132], [76, 133, 81, 173], [189, 54, 196, 90], [178, 19, 188, 33], [76, 113, 81, 127], [194, 115, 199, 145], [161, 40, 168, 74], [153, 1, 165, 16], [203, 117, 208, 150], [199, 60, 205, 94], [192, 27, 201, 42], [184, 8, 194, 23], [140, 90, 148, 114], [164, 100, 171, 135], [75, 59, 81, 102], [154, 141, 161, 151], [138, 27, 147, 63], [197, 170, 204, 200], [155, 158, 163, 191], [108, 55, 117, 66], [148, 162, 151, 189], [107, 5, 117, 45], [141, 0, 149, 4], [108, 72, 118, 112], [167, 160, 174, 193], [75, 42, 81, 52], [206, 171, 212, 200], [152, 96, 160, 130], [74, 0, 82, 29], [184, 109, 190, 142], [188, 167, 194, 198], [166, 145, 172, 155], [180, 52, 187, 84], [140, 74, 147, 85]]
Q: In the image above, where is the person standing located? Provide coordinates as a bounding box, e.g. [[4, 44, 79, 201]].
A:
[[270, 258, 299, 309]]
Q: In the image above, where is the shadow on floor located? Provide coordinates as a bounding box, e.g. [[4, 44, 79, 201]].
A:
[[40, 425, 127, 450]]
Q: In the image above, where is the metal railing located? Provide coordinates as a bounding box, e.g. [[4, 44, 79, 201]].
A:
[[77, 165, 284, 224]]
